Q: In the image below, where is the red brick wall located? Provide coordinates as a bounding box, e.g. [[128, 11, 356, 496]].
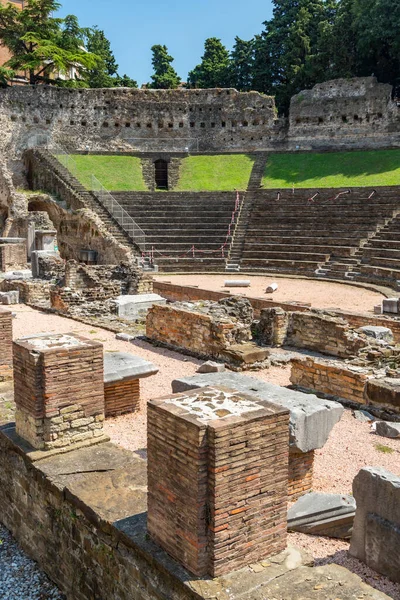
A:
[[288, 450, 314, 501], [0, 309, 12, 378], [104, 378, 140, 417]]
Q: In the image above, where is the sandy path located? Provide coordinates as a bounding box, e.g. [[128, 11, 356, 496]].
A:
[[10, 304, 400, 598], [154, 274, 385, 313]]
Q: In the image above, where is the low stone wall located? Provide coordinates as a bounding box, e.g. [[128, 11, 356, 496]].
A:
[[146, 303, 238, 360], [0, 279, 51, 305], [259, 308, 370, 359], [0, 243, 26, 272], [290, 357, 371, 406]]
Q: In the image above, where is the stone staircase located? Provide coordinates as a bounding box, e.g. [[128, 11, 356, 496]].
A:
[[247, 153, 268, 191], [113, 191, 237, 272], [34, 150, 138, 253], [355, 209, 400, 286], [240, 189, 400, 277]]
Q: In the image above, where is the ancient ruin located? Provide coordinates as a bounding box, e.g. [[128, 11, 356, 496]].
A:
[[0, 76, 400, 599]]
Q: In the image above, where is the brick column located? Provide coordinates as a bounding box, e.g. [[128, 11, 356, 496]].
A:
[[0, 308, 12, 380], [147, 386, 289, 577], [14, 333, 106, 451]]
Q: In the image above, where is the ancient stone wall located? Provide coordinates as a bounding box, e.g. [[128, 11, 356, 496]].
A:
[[0, 279, 50, 305], [0, 308, 12, 379], [289, 77, 400, 150], [0, 242, 26, 271]]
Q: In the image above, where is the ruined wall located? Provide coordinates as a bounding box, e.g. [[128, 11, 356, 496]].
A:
[[0, 242, 26, 271]]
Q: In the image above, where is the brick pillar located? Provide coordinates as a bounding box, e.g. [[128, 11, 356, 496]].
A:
[[147, 385, 289, 577], [288, 450, 315, 500], [14, 333, 106, 451], [104, 378, 140, 417], [0, 308, 12, 380]]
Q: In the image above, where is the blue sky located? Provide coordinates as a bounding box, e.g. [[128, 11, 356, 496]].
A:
[[58, 0, 273, 86]]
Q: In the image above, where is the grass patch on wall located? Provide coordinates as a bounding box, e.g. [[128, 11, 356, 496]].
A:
[[262, 150, 400, 188], [65, 155, 147, 191], [175, 155, 255, 191]]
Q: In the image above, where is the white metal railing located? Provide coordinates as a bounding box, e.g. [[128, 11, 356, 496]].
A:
[[91, 175, 146, 251]]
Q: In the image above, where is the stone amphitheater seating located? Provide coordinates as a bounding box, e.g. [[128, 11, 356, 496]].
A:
[[240, 189, 400, 279], [357, 212, 400, 285], [113, 192, 237, 272]]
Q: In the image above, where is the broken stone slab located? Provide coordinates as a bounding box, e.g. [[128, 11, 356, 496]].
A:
[[350, 467, 400, 583], [375, 421, 400, 439], [382, 298, 399, 314], [31, 250, 60, 278], [115, 333, 135, 342], [103, 352, 159, 384], [1, 270, 32, 280], [266, 282, 278, 293], [196, 361, 225, 373], [172, 372, 344, 453], [0, 290, 19, 305], [113, 294, 166, 321], [354, 409, 375, 423], [288, 492, 356, 539], [357, 325, 393, 343], [224, 280, 251, 287]]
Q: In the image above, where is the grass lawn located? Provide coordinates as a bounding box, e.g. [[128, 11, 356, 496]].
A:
[[64, 155, 147, 191], [175, 155, 255, 191], [262, 150, 400, 188]]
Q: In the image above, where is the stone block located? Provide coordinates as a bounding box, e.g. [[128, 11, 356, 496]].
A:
[[350, 467, 400, 583], [382, 298, 399, 315], [224, 280, 251, 287], [358, 325, 393, 342], [375, 421, 400, 439], [288, 492, 356, 539], [103, 352, 159, 383], [31, 250, 61, 279], [172, 372, 344, 453], [196, 360, 226, 373], [115, 332, 135, 342], [0, 290, 19, 305], [266, 283, 278, 293], [113, 294, 166, 320]]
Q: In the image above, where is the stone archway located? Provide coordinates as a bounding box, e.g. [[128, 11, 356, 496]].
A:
[[154, 159, 169, 190]]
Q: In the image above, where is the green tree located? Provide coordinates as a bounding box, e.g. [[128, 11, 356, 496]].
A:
[[228, 37, 254, 91], [0, 0, 97, 85], [188, 38, 230, 88], [85, 26, 118, 87], [252, 0, 333, 113], [149, 44, 180, 89], [114, 73, 138, 88]]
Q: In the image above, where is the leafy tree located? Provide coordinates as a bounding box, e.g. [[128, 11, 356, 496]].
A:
[[188, 38, 230, 88], [114, 73, 138, 88], [228, 37, 254, 91], [0, 0, 97, 85], [85, 26, 118, 88], [149, 44, 180, 89]]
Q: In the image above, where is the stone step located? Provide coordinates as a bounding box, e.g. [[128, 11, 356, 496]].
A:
[[242, 244, 356, 256], [242, 251, 330, 261]]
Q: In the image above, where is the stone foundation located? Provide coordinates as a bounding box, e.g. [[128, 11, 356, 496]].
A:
[[0, 308, 12, 379], [0, 279, 51, 305], [13, 333, 106, 451], [147, 386, 289, 577], [0, 242, 26, 272], [288, 450, 314, 501], [104, 378, 140, 417]]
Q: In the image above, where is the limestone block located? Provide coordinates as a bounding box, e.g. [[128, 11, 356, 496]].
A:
[[113, 294, 166, 320], [375, 421, 400, 439], [115, 333, 135, 342], [196, 361, 225, 373], [0, 291, 19, 305], [103, 352, 158, 384], [350, 467, 400, 583], [266, 283, 278, 293], [31, 250, 60, 278], [382, 298, 399, 315], [224, 280, 251, 287], [358, 325, 393, 342], [172, 372, 344, 453], [288, 492, 356, 539]]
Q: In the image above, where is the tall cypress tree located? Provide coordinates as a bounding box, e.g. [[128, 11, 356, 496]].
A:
[[188, 38, 230, 88], [149, 45, 180, 89], [228, 37, 255, 91]]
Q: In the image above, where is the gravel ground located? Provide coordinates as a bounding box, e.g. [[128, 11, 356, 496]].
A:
[[0, 524, 64, 600], [5, 303, 400, 599], [154, 273, 385, 313]]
